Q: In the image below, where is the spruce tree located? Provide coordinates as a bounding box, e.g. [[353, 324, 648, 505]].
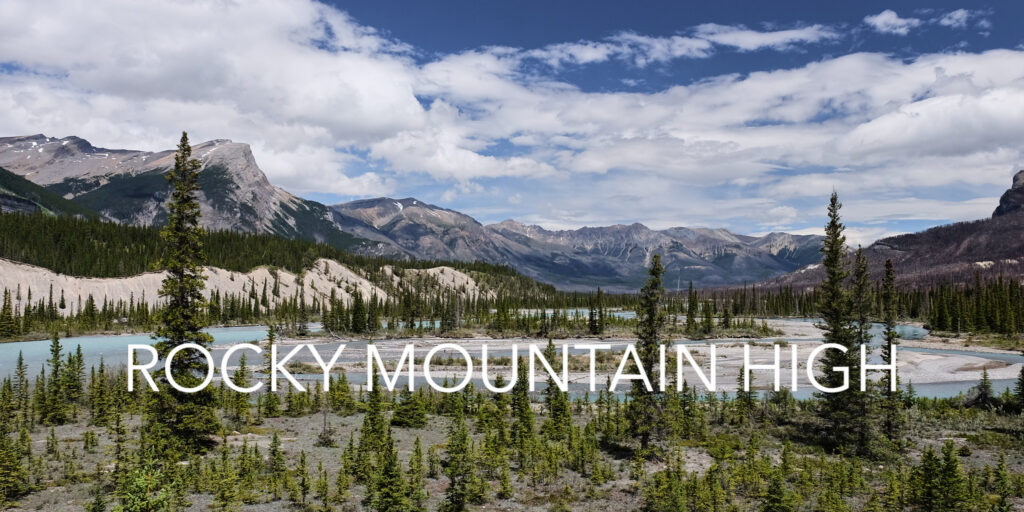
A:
[[914, 446, 942, 509], [815, 192, 857, 451], [541, 339, 572, 441], [391, 388, 427, 428], [263, 323, 277, 376], [938, 440, 967, 510], [267, 431, 287, 499], [760, 469, 796, 512], [230, 354, 252, 425], [146, 132, 219, 456], [371, 428, 410, 512], [0, 289, 15, 339], [1014, 366, 1024, 413], [408, 437, 428, 511], [976, 368, 994, 408], [440, 395, 472, 512], [315, 461, 330, 509], [44, 332, 68, 425], [881, 259, 905, 445], [849, 247, 876, 455], [510, 356, 535, 464], [628, 254, 666, 453], [735, 364, 757, 422], [357, 375, 388, 481], [0, 432, 27, 505], [993, 453, 1013, 512]]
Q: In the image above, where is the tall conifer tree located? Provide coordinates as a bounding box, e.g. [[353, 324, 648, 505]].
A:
[[815, 192, 857, 451], [628, 254, 666, 453], [146, 132, 219, 455]]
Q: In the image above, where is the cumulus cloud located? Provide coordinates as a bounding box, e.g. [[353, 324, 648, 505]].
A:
[[0, 0, 1020, 242], [864, 9, 922, 35]]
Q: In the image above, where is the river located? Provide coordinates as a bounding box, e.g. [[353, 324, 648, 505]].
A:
[[1, 321, 1017, 399]]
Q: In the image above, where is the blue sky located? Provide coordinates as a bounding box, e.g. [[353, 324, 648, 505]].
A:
[[2, 1, 1023, 244]]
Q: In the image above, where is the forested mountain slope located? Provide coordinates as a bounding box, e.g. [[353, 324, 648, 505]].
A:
[[0, 135, 366, 250]]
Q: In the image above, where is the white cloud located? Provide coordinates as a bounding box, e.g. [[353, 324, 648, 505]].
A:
[[864, 9, 922, 36], [0, 0, 1020, 238], [524, 24, 838, 68], [693, 23, 839, 51], [937, 9, 970, 29]]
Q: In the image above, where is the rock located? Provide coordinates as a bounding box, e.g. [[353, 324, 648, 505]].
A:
[[993, 170, 1024, 217]]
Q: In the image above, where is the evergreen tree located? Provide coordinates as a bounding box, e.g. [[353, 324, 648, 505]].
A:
[[212, 438, 240, 511], [371, 428, 410, 512], [0, 432, 27, 505], [230, 354, 252, 425], [350, 291, 367, 333], [44, 332, 68, 425], [408, 437, 428, 511], [975, 368, 995, 409], [938, 440, 967, 511], [510, 356, 535, 463], [391, 388, 427, 428], [541, 339, 572, 441], [315, 461, 330, 509], [815, 192, 857, 451], [1014, 366, 1024, 413], [685, 282, 697, 333], [914, 446, 942, 510], [881, 259, 905, 445], [86, 484, 107, 512], [146, 132, 220, 455], [0, 289, 15, 338], [849, 248, 876, 455], [263, 323, 277, 376], [357, 375, 388, 482], [735, 364, 757, 422], [628, 254, 666, 453], [439, 395, 472, 512], [993, 453, 1014, 512], [267, 431, 287, 499], [760, 469, 796, 512]]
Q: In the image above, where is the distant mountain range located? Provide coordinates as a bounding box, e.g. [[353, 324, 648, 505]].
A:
[[331, 197, 822, 290], [13, 134, 1020, 291]]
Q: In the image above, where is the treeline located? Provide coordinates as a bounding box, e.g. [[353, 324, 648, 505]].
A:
[[0, 211, 535, 283], [682, 276, 1023, 337], [927, 277, 1023, 335]]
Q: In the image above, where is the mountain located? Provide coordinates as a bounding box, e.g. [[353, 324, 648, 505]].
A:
[[330, 198, 823, 291], [0, 134, 364, 249], [0, 166, 98, 217], [1, 133, 822, 290], [764, 170, 1024, 289], [330, 197, 509, 262]]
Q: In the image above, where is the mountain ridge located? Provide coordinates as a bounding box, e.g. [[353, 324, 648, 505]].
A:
[[0, 134, 366, 250], [2, 134, 824, 290], [331, 195, 823, 291]]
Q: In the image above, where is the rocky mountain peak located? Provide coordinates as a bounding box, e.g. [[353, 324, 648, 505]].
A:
[[993, 169, 1024, 217]]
